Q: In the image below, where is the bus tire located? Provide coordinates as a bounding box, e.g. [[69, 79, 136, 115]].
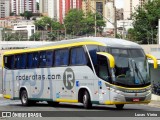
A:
[[115, 104, 124, 109], [83, 91, 92, 109], [20, 90, 31, 106], [47, 101, 59, 107]]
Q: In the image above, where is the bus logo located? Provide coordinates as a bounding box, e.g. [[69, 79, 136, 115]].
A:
[[63, 68, 75, 90]]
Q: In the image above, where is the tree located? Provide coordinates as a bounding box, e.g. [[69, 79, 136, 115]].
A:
[[64, 9, 105, 36], [10, 12, 15, 16], [64, 9, 85, 35], [84, 12, 105, 35], [2, 32, 14, 41], [128, 0, 160, 44], [34, 16, 62, 31], [29, 32, 41, 41], [20, 11, 33, 20], [14, 32, 24, 41]]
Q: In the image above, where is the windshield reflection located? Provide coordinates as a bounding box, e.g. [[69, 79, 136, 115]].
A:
[[111, 48, 149, 87]]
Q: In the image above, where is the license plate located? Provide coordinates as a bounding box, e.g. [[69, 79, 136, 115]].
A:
[[133, 98, 139, 102]]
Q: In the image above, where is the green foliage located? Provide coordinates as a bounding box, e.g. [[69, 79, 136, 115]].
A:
[[14, 33, 24, 41], [34, 16, 63, 31], [64, 9, 85, 35], [29, 32, 41, 41], [3, 33, 14, 41], [128, 0, 160, 44], [10, 12, 15, 16], [20, 11, 33, 20], [64, 9, 105, 36]]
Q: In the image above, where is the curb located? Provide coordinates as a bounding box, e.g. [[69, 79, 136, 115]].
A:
[[148, 102, 160, 108]]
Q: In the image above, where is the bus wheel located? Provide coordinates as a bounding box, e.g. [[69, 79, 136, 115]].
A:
[[20, 90, 30, 106], [83, 91, 92, 109], [115, 104, 124, 109], [47, 101, 59, 107]]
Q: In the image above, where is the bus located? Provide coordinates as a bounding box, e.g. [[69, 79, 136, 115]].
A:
[[2, 37, 158, 109]]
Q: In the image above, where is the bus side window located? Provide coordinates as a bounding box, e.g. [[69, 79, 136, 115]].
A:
[[54, 49, 69, 66], [20, 54, 27, 69], [27, 53, 33, 68], [15, 54, 26, 69], [27, 52, 39, 68], [70, 47, 87, 65], [46, 51, 53, 67], [32, 52, 39, 68], [15, 55, 21, 69], [4, 55, 14, 69], [39, 51, 46, 67]]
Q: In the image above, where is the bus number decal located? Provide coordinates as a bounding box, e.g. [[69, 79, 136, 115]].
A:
[[63, 68, 75, 90]]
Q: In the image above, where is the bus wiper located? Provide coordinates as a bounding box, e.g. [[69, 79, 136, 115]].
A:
[[134, 62, 145, 84]]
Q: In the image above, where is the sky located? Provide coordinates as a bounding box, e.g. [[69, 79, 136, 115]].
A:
[[115, 0, 124, 8], [36, 0, 124, 8]]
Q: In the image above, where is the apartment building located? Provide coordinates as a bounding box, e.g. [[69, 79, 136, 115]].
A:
[[11, 0, 37, 15], [123, 0, 147, 20], [0, 0, 10, 18], [39, 0, 48, 15]]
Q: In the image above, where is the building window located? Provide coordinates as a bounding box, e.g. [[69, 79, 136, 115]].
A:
[[96, 2, 103, 15]]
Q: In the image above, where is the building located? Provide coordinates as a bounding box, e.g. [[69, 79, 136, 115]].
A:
[[39, 0, 48, 15], [116, 8, 123, 20], [11, 0, 37, 15], [59, 0, 82, 23], [0, 0, 10, 18], [13, 25, 35, 39], [48, 0, 58, 20], [0, 16, 34, 29], [104, 0, 114, 31], [82, 0, 105, 16], [123, 0, 147, 20]]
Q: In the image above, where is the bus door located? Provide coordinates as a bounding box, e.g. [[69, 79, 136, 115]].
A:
[[96, 52, 115, 104]]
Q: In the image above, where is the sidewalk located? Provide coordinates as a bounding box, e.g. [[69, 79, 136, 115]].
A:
[[148, 100, 160, 108]]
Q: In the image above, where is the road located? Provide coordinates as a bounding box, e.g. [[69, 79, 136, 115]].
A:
[[0, 98, 160, 118]]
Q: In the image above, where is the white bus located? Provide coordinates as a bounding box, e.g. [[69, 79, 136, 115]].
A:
[[2, 37, 158, 109]]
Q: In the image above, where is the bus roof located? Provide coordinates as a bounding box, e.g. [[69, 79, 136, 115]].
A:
[[3, 38, 106, 55], [3, 37, 142, 55], [38, 37, 142, 49]]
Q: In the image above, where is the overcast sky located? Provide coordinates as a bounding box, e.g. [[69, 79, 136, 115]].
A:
[[115, 0, 124, 8]]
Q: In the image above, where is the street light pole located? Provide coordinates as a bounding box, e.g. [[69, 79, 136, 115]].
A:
[[113, 0, 117, 38], [63, 24, 67, 39], [95, 13, 97, 37]]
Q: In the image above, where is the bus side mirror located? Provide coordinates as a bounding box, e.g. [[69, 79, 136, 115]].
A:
[[97, 52, 115, 68], [146, 54, 158, 69]]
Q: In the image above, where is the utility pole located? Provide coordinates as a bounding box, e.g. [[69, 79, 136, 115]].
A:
[[95, 13, 97, 37], [113, 0, 117, 38]]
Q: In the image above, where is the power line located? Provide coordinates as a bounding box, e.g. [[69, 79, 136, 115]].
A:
[[84, 0, 117, 37]]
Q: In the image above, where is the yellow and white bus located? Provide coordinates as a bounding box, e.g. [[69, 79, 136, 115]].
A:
[[2, 37, 158, 109]]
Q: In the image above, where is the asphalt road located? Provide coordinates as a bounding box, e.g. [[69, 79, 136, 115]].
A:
[[0, 98, 160, 111], [0, 98, 160, 120]]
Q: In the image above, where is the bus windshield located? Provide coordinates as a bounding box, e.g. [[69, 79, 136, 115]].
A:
[[110, 48, 149, 87]]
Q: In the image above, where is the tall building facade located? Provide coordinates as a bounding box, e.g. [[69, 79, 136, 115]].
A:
[[0, 0, 10, 18], [59, 0, 82, 23], [48, 0, 58, 20], [82, 0, 106, 17], [123, 0, 147, 20], [39, 0, 48, 15], [11, 0, 37, 15]]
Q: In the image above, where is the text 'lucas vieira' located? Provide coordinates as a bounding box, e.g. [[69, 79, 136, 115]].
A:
[[135, 113, 158, 117]]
